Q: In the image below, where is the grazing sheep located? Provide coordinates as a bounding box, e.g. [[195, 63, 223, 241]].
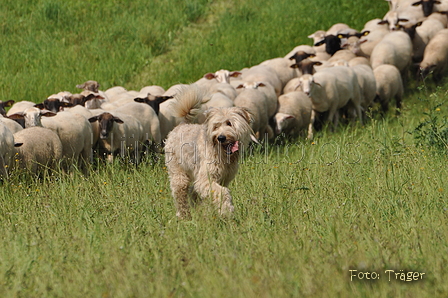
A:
[[284, 45, 316, 60], [13, 127, 63, 175], [401, 15, 445, 62], [234, 87, 272, 140], [0, 115, 23, 134], [373, 64, 404, 113], [0, 123, 21, 177], [89, 112, 145, 162], [104, 86, 128, 102], [236, 81, 278, 118], [35, 98, 73, 113], [133, 94, 173, 116], [6, 101, 37, 117], [274, 91, 313, 138], [241, 64, 283, 97], [114, 101, 163, 152], [370, 30, 413, 75], [296, 66, 362, 138], [419, 29, 448, 80], [40, 112, 93, 172], [260, 57, 297, 89], [203, 69, 242, 84], [64, 105, 100, 149]]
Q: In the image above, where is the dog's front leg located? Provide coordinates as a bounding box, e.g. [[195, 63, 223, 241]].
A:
[[194, 178, 234, 216]]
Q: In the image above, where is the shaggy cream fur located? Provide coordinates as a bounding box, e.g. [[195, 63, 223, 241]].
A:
[[164, 85, 253, 218]]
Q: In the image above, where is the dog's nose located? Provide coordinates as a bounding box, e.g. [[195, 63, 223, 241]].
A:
[[217, 135, 226, 143]]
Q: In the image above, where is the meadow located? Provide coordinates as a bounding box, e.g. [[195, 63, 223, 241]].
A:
[[0, 0, 447, 297]]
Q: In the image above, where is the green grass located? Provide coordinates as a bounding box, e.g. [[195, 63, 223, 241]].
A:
[[1, 0, 448, 297]]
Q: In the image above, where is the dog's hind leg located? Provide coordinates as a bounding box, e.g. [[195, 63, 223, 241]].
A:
[[170, 171, 191, 219]]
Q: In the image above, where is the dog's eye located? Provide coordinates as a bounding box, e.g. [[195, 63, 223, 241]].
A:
[[226, 121, 232, 126]]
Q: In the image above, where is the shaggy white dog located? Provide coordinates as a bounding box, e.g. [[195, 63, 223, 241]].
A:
[[164, 85, 253, 218]]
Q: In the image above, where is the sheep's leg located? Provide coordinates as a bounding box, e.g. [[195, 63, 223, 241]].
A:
[[307, 110, 316, 140]]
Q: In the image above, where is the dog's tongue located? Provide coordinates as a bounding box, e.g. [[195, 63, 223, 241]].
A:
[[230, 141, 239, 153]]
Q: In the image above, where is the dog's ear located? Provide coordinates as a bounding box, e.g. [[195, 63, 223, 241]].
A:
[[236, 107, 254, 124]]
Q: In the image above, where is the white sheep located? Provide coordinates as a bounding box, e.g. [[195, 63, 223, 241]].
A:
[[373, 64, 404, 113], [419, 28, 448, 80], [370, 30, 413, 74], [40, 111, 93, 172], [113, 101, 162, 153], [0, 115, 23, 134], [10, 107, 93, 172], [64, 105, 100, 149], [236, 81, 278, 118], [358, 19, 390, 57], [139, 85, 166, 96], [0, 123, 21, 177], [234, 87, 273, 140], [13, 126, 63, 175], [402, 17, 445, 62], [260, 57, 297, 89], [274, 91, 313, 138], [104, 86, 128, 102], [241, 64, 283, 97], [284, 45, 316, 60], [296, 66, 362, 138], [6, 101, 36, 117], [88, 112, 144, 163]]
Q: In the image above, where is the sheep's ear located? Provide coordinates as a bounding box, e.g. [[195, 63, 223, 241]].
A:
[[412, 1, 422, 6], [290, 64, 299, 69], [3, 100, 14, 107], [341, 42, 348, 48], [309, 53, 316, 58], [230, 71, 242, 78], [313, 61, 323, 66], [8, 113, 24, 120], [236, 84, 244, 89], [34, 103, 45, 110], [41, 111, 57, 117], [204, 73, 215, 80], [416, 21, 423, 27], [113, 117, 124, 124], [76, 83, 85, 89], [314, 82, 322, 87], [362, 30, 370, 36], [398, 18, 409, 22], [61, 102, 74, 108], [258, 82, 266, 87], [14, 142, 23, 147], [289, 54, 296, 60], [88, 116, 99, 122], [156, 95, 173, 104], [337, 34, 347, 39], [359, 39, 368, 44], [314, 40, 325, 47], [134, 97, 147, 103], [378, 20, 388, 25]]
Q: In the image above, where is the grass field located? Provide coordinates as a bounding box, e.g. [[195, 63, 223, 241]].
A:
[[1, 0, 448, 297]]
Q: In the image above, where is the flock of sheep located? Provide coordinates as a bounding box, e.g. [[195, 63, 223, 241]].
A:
[[0, 0, 448, 177]]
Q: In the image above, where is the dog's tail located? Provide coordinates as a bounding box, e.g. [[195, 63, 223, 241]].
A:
[[172, 84, 210, 123]]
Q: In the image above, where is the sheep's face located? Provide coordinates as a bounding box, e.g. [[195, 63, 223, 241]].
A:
[[274, 113, 294, 135], [298, 75, 313, 96], [89, 113, 124, 139]]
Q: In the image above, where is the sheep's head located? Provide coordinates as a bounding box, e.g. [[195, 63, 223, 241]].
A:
[[9, 107, 56, 128], [134, 94, 173, 115], [89, 113, 123, 139]]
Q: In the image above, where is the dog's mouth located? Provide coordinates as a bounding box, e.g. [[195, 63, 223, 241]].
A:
[[223, 141, 239, 155]]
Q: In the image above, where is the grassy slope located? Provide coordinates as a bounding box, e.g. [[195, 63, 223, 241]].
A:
[[1, 0, 448, 297]]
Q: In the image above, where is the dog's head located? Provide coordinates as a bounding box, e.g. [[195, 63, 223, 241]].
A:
[[204, 107, 254, 155]]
